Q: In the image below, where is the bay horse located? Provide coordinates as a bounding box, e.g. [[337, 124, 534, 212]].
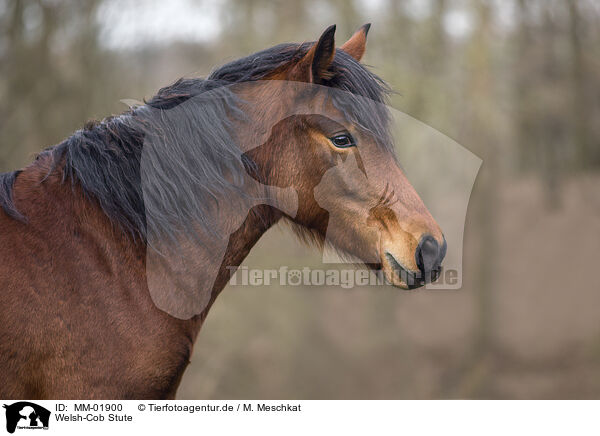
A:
[[0, 24, 445, 399]]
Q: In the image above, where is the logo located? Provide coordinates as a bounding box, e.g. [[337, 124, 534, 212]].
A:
[[3, 402, 50, 433]]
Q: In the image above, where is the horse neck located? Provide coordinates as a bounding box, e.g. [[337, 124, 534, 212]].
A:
[[15, 157, 280, 323], [209, 204, 282, 297]]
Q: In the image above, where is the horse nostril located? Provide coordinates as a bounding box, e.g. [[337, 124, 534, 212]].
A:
[[415, 235, 443, 280]]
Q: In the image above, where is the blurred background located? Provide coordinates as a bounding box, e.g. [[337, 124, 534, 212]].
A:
[[1, 0, 599, 398]]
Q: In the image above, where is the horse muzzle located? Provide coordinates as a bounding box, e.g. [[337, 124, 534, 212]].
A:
[[382, 235, 447, 289]]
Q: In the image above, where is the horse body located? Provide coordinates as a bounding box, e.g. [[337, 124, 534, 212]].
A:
[[1, 164, 180, 398], [0, 162, 284, 398], [0, 25, 446, 399]]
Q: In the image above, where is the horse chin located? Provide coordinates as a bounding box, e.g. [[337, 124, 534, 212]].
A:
[[380, 252, 426, 290], [362, 260, 420, 290]]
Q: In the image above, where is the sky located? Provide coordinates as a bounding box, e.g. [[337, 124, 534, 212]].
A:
[[98, 0, 223, 49], [96, 0, 485, 51]]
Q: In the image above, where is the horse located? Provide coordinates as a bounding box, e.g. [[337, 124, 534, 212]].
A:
[[0, 24, 445, 399]]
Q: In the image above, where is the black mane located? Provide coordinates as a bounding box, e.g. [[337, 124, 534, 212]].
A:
[[0, 42, 391, 241], [150, 43, 390, 110]]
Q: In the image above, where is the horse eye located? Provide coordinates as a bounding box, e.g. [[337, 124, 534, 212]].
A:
[[330, 134, 355, 148]]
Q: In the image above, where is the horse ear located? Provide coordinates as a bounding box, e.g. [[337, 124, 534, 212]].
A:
[[291, 24, 336, 84], [340, 23, 371, 62]]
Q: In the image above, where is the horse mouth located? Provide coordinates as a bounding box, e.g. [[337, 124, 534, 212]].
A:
[[384, 252, 437, 289]]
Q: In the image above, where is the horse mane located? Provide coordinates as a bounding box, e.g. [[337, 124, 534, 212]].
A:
[[0, 42, 391, 242], [0, 170, 23, 221]]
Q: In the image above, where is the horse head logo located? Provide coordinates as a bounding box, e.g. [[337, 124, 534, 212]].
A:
[[3, 402, 50, 434]]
